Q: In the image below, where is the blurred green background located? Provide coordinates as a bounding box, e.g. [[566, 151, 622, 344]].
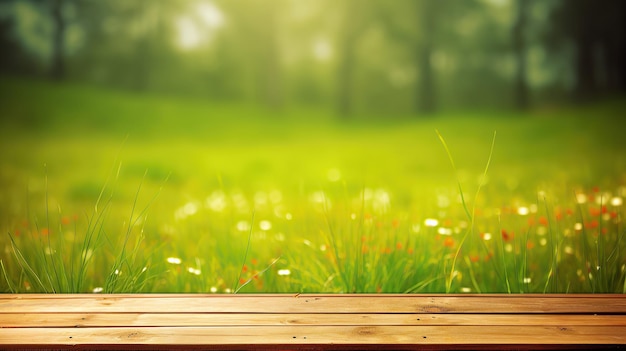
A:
[[0, 0, 625, 293], [1, 0, 626, 228], [1, 0, 625, 113], [1, 0, 625, 198]]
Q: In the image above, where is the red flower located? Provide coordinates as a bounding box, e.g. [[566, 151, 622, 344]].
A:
[[555, 210, 563, 221], [501, 229, 513, 241], [589, 207, 601, 217], [392, 219, 400, 228]]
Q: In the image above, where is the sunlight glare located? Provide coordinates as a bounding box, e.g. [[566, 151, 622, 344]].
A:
[[236, 220, 250, 232], [177, 18, 201, 50], [611, 196, 623, 207], [167, 257, 182, 265], [187, 267, 202, 275], [176, 1, 225, 50], [313, 38, 332, 61], [437, 227, 452, 235], [197, 2, 224, 28], [424, 218, 439, 227], [259, 220, 272, 231]]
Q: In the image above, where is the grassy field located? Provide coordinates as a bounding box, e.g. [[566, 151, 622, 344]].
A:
[[1, 77, 625, 293]]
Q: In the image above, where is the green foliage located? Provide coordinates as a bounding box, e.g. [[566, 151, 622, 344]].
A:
[[3, 0, 624, 114], [0, 79, 625, 293]]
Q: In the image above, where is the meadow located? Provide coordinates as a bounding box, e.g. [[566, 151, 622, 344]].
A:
[[1, 77, 625, 294]]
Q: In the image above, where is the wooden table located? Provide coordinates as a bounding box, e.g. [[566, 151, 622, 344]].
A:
[[1, 294, 625, 350]]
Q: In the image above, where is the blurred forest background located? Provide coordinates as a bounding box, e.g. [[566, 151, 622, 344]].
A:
[[1, 0, 624, 116], [1, 0, 626, 295]]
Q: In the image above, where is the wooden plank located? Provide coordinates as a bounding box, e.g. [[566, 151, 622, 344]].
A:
[[2, 313, 626, 327], [0, 326, 625, 346], [2, 294, 625, 313], [5, 293, 623, 300]]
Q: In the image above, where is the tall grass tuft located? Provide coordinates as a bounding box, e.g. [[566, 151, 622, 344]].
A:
[[437, 130, 496, 293], [2, 164, 158, 293], [2, 133, 624, 294]]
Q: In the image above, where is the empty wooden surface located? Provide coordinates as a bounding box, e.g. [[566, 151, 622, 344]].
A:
[[1, 294, 625, 350]]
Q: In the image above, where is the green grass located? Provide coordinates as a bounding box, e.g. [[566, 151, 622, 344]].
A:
[[1, 77, 625, 293]]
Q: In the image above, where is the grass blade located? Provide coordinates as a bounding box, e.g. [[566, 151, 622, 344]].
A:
[[437, 130, 496, 293]]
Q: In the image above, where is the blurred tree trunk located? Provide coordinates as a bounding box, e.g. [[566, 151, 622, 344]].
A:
[[563, 0, 625, 100], [416, 43, 435, 113], [572, 0, 596, 100], [415, 0, 436, 114], [337, 47, 354, 119], [336, 32, 355, 118], [131, 0, 156, 92], [545, 0, 615, 101], [602, 0, 625, 94], [260, 0, 283, 110], [336, 0, 359, 118], [50, 0, 65, 80], [133, 8, 148, 91], [512, 0, 529, 110]]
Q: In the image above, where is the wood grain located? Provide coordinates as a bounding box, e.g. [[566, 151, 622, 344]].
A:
[[1, 294, 624, 350], [2, 313, 625, 327], [2, 294, 625, 313], [1, 326, 625, 345]]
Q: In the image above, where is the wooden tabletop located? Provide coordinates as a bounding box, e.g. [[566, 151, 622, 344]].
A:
[[1, 294, 625, 350]]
